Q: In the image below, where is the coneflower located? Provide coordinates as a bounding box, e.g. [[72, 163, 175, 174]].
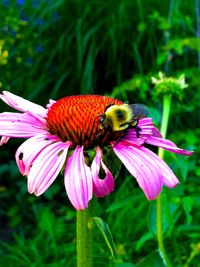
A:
[[0, 91, 193, 210]]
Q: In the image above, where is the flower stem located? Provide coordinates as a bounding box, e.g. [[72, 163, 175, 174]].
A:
[[157, 94, 172, 267], [76, 201, 94, 267], [158, 94, 171, 156]]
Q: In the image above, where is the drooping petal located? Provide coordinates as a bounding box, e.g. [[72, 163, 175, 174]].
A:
[[0, 91, 47, 118], [64, 146, 93, 210], [0, 112, 46, 137], [139, 146, 179, 188], [0, 136, 10, 145], [91, 146, 114, 197], [16, 134, 59, 175], [145, 136, 193, 155], [112, 142, 163, 200], [120, 118, 162, 146], [28, 141, 71, 196], [120, 117, 193, 156]]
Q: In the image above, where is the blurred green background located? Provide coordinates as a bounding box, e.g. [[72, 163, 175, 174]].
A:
[[0, 0, 199, 266]]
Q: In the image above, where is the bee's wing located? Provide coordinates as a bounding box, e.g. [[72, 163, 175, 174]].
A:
[[129, 104, 148, 121]]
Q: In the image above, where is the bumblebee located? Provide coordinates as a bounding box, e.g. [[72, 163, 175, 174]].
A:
[[98, 103, 148, 134]]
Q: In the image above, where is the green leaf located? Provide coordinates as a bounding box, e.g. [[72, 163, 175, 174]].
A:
[[106, 191, 144, 212], [135, 231, 154, 251], [92, 216, 116, 260], [136, 250, 166, 267], [182, 196, 194, 224]]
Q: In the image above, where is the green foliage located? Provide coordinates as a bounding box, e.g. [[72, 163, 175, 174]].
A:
[[163, 37, 200, 55], [0, 206, 76, 267], [136, 250, 166, 267], [0, 0, 200, 266], [92, 216, 116, 260]]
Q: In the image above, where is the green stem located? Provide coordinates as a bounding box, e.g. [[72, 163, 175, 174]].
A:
[[157, 94, 172, 267], [76, 201, 94, 267], [158, 94, 172, 154]]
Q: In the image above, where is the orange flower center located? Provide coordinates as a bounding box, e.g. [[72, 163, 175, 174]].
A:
[[46, 95, 123, 147]]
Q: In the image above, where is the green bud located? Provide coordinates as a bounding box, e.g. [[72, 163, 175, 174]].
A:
[[151, 72, 188, 98]]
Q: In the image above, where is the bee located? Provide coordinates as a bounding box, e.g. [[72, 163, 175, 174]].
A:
[[98, 103, 148, 137]]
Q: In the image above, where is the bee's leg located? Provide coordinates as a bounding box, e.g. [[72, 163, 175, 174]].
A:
[[104, 102, 114, 112], [106, 125, 113, 134], [129, 120, 141, 137], [112, 130, 127, 147], [96, 113, 105, 118], [134, 120, 141, 138], [112, 136, 121, 147], [95, 124, 113, 140], [119, 122, 129, 128], [136, 127, 141, 138]]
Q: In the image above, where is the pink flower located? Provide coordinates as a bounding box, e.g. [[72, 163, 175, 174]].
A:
[[0, 91, 193, 210]]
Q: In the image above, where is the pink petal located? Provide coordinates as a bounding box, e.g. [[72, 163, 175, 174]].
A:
[[46, 99, 56, 109], [112, 142, 163, 200], [0, 136, 10, 145], [64, 146, 93, 210], [145, 136, 193, 155], [0, 112, 46, 137], [122, 117, 193, 156], [140, 146, 180, 188], [0, 91, 47, 121], [120, 118, 162, 146], [119, 129, 145, 146], [138, 118, 153, 126], [91, 146, 114, 197], [152, 127, 162, 137], [137, 118, 162, 137], [28, 141, 71, 195], [16, 134, 59, 175]]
